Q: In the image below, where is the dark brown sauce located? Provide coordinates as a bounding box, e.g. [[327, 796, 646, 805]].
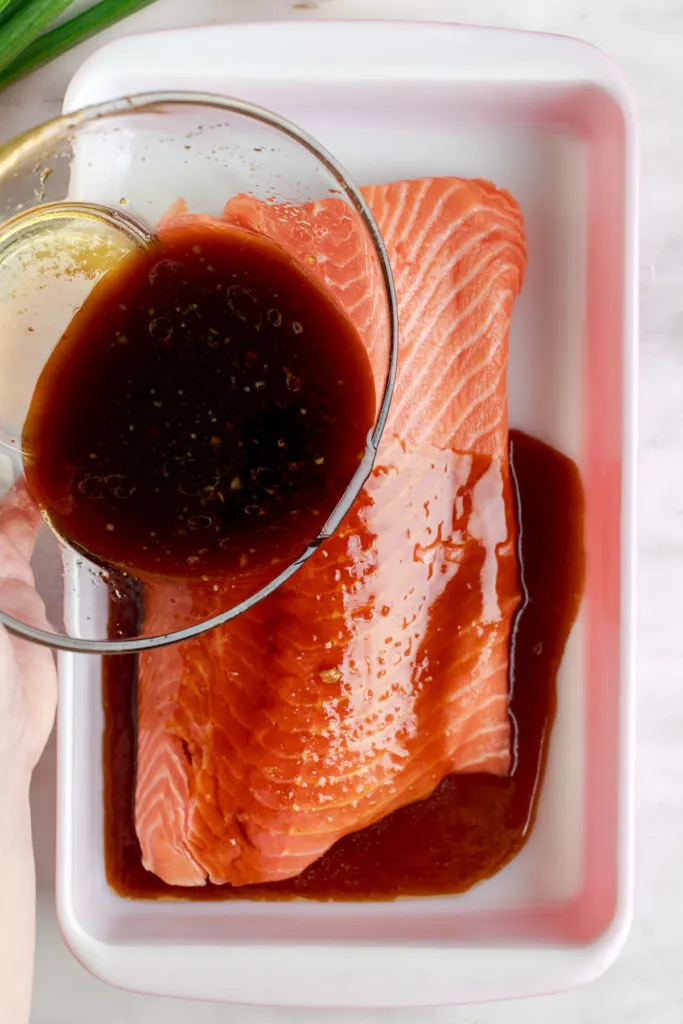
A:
[[102, 430, 584, 900], [23, 222, 375, 582]]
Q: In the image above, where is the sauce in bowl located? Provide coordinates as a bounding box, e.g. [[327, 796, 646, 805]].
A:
[[23, 221, 376, 581]]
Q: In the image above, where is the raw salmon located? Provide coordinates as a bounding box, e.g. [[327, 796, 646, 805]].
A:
[[135, 177, 527, 885]]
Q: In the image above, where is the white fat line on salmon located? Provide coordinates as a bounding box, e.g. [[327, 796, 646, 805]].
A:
[[253, 749, 411, 795], [318, 241, 365, 274], [451, 711, 511, 748], [377, 179, 410, 245], [380, 731, 505, 810], [401, 289, 511, 437], [244, 704, 507, 831], [399, 180, 466, 262], [136, 772, 191, 846], [446, 349, 512, 445], [415, 680, 509, 748], [392, 256, 518, 424], [388, 241, 520, 408], [389, 205, 497, 303], [390, 177, 434, 252], [396, 197, 523, 294], [135, 727, 183, 783], [455, 747, 510, 773], [442, 666, 510, 714], [325, 264, 373, 297], [399, 233, 518, 343], [452, 719, 510, 758], [363, 185, 389, 234], [423, 328, 507, 439], [360, 295, 388, 363], [134, 749, 172, 798], [348, 676, 509, 773], [332, 277, 379, 315], [464, 180, 525, 226], [470, 181, 526, 225], [141, 749, 192, 818], [461, 402, 507, 454]]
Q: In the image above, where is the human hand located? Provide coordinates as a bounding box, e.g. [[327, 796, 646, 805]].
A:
[[0, 482, 57, 778], [0, 481, 57, 1024]]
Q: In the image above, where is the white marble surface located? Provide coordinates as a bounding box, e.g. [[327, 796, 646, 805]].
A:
[[2, 0, 676, 1020]]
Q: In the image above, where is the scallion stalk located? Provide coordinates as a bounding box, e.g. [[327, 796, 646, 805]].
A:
[[0, 1, 32, 33], [0, 0, 73, 74], [0, 0, 159, 91]]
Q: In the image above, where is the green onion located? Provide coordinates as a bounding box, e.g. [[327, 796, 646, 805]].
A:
[[0, 1, 32, 32], [0, 0, 159, 92], [0, 0, 72, 74]]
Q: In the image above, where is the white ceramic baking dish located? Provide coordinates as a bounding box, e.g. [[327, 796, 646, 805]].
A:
[[55, 20, 637, 1007]]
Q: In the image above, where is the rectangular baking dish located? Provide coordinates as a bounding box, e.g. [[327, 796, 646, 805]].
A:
[[56, 20, 637, 1007]]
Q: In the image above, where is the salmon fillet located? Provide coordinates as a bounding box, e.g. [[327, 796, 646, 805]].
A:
[[135, 177, 527, 886]]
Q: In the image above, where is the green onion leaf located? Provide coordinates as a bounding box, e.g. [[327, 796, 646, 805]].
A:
[[0, 0, 159, 91], [0, 0, 73, 74], [0, 1, 33, 33]]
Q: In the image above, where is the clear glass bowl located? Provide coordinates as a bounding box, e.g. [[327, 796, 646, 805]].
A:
[[0, 92, 397, 652]]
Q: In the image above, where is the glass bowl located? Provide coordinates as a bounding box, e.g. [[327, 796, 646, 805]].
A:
[[0, 92, 397, 653]]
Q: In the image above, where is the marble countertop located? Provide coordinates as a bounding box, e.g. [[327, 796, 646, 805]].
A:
[[4, 0, 676, 1021]]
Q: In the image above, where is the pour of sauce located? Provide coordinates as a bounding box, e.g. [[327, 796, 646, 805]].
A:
[[102, 430, 585, 900], [22, 222, 376, 581]]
